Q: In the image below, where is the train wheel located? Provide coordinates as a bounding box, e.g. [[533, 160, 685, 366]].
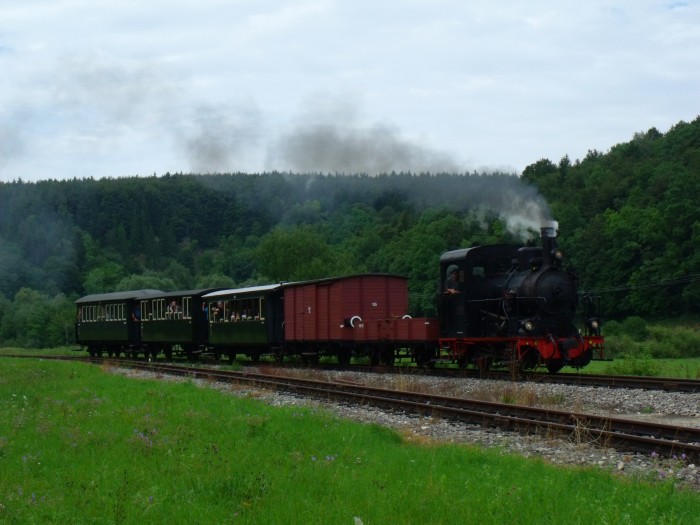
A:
[[546, 359, 565, 374], [380, 349, 395, 366], [301, 353, 319, 364], [337, 350, 351, 367]]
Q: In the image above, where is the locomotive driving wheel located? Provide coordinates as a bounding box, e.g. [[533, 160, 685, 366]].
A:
[[546, 359, 565, 374]]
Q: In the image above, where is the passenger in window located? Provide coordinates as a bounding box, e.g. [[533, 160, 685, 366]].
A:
[[212, 301, 224, 321], [132, 305, 141, 321], [445, 265, 461, 294]]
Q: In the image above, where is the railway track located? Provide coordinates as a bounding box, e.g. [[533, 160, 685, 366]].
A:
[[98, 358, 700, 461], [242, 360, 700, 393], [4, 352, 700, 392]]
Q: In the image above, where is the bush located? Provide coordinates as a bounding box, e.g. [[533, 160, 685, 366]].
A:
[[620, 316, 648, 340], [603, 317, 700, 359], [603, 334, 639, 359], [604, 350, 662, 376], [602, 319, 622, 336], [647, 326, 700, 358]]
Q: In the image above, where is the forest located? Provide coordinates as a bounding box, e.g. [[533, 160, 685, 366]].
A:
[[1, 116, 699, 348]]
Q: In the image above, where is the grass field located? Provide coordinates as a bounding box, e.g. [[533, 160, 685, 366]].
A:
[[0, 358, 698, 524]]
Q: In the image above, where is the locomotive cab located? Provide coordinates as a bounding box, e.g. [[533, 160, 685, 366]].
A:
[[437, 244, 520, 338]]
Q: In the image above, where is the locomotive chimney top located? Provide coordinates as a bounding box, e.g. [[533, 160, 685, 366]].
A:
[[540, 220, 559, 239], [540, 220, 559, 268]]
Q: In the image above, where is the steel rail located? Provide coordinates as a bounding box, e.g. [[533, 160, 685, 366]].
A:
[[242, 360, 700, 393]]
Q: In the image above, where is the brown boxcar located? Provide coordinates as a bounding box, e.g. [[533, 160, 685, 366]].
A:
[[282, 274, 437, 365], [283, 274, 409, 342]]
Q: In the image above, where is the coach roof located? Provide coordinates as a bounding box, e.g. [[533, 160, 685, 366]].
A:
[[74, 289, 163, 304]]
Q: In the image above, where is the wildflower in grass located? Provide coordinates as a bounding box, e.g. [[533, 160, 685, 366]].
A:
[[311, 455, 317, 462]]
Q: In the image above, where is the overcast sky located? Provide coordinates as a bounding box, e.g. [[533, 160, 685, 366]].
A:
[[1, 1, 698, 182]]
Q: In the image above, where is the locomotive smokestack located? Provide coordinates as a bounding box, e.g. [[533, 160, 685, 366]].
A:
[[540, 220, 559, 268]]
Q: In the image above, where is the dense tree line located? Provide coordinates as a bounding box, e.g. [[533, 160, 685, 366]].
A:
[[522, 116, 700, 317], [1, 116, 699, 347]]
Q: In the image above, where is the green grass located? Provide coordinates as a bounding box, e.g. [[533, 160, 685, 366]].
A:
[[573, 357, 700, 378], [0, 346, 80, 356], [0, 359, 698, 524]]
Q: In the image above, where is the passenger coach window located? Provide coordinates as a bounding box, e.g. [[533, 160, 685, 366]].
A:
[[140, 300, 150, 321], [225, 297, 265, 321], [151, 299, 165, 320], [105, 303, 123, 321], [183, 297, 191, 319], [83, 305, 96, 322]]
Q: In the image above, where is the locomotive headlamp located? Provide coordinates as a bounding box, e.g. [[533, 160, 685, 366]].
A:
[[522, 319, 535, 332], [552, 249, 564, 261], [586, 318, 601, 335]]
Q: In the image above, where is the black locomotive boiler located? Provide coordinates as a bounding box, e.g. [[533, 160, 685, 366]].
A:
[[436, 221, 603, 372]]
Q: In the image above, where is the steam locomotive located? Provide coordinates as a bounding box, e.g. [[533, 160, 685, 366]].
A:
[[75, 221, 604, 372], [436, 221, 603, 373]]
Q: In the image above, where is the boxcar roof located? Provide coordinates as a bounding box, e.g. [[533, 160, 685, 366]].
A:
[[203, 284, 282, 298], [280, 273, 406, 289], [75, 289, 163, 304]]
